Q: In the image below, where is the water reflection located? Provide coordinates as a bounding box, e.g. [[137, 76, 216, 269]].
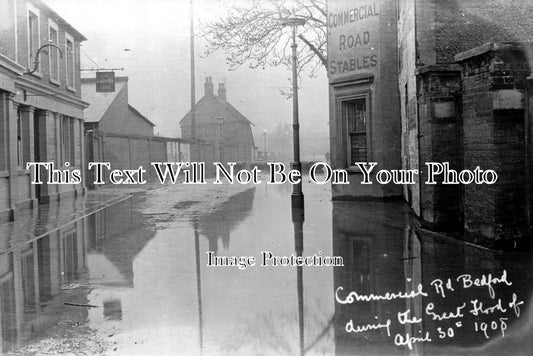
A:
[[191, 188, 258, 352], [1, 182, 531, 355], [0, 219, 87, 353], [87, 198, 156, 287], [293, 206, 305, 356], [0, 197, 154, 353], [196, 188, 256, 254], [332, 200, 533, 356]]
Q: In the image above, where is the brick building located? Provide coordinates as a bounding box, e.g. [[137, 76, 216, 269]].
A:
[[0, 0, 87, 222], [327, 0, 533, 248], [327, 0, 402, 200], [397, 0, 533, 248], [82, 77, 155, 136], [180, 77, 256, 165]]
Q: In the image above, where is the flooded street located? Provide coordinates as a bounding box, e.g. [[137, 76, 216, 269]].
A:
[[1, 180, 532, 355]]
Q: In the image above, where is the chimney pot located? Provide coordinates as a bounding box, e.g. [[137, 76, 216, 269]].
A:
[[204, 76, 214, 96], [218, 83, 226, 100]]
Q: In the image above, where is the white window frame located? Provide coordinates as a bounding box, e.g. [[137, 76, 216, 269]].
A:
[[65, 32, 76, 91], [334, 89, 373, 169], [27, 3, 41, 76], [48, 18, 60, 85]]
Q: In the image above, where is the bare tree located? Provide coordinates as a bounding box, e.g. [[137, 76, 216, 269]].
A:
[[199, 0, 327, 77]]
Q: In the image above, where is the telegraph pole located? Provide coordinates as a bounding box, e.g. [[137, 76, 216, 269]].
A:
[[190, 0, 197, 142]]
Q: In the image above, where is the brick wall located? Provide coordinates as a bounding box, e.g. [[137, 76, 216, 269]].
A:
[[86, 133, 183, 187], [456, 43, 531, 248], [416, 66, 462, 229], [434, 0, 533, 63]]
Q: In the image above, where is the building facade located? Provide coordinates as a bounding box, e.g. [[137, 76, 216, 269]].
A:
[[327, 0, 533, 248], [82, 76, 185, 187], [82, 77, 155, 137], [0, 0, 87, 222], [180, 77, 256, 165], [398, 0, 533, 248], [327, 0, 402, 200]]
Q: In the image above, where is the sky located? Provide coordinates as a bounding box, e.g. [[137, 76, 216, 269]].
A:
[[45, 0, 330, 153]]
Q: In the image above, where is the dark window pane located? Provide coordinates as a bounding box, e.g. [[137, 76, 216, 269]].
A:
[[346, 99, 368, 163]]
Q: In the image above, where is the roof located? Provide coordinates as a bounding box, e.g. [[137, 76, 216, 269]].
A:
[[128, 104, 155, 127], [220, 98, 254, 126], [180, 95, 254, 126], [81, 77, 127, 122]]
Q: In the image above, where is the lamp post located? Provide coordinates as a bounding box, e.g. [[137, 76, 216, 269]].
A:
[[281, 16, 306, 211], [262, 129, 267, 160]]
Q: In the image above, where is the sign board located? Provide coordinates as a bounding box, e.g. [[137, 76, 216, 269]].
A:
[[96, 71, 115, 92], [327, 0, 381, 82]]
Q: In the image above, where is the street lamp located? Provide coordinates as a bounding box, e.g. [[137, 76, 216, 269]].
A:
[[262, 129, 267, 160], [280, 16, 306, 211]]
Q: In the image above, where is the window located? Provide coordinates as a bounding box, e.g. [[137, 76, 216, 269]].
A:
[[62, 229, 78, 281], [27, 4, 40, 74], [48, 20, 59, 83], [0, 94, 7, 171], [62, 116, 75, 165], [62, 116, 68, 164], [70, 118, 75, 163], [65, 34, 75, 89], [346, 99, 368, 164], [21, 247, 36, 310], [16, 107, 22, 168], [16, 106, 32, 169], [0, 266, 16, 351]]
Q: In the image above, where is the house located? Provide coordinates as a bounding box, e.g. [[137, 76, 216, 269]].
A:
[[82, 76, 154, 136], [0, 0, 88, 222], [180, 77, 256, 165], [81, 76, 184, 187]]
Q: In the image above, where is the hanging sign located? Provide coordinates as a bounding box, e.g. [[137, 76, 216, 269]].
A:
[[96, 71, 115, 92]]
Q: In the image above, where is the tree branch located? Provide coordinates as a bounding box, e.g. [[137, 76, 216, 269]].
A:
[[298, 34, 327, 67]]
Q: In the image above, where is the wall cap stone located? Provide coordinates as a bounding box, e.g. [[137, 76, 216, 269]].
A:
[[454, 42, 533, 63], [415, 64, 461, 76]]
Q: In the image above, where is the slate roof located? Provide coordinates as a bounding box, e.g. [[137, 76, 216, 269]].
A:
[[180, 95, 254, 126], [128, 105, 155, 127], [81, 77, 155, 127], [81, 77, 127, 123]]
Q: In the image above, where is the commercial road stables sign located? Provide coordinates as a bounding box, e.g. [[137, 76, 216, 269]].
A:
[[96, 71, 115, 92], [327, 0, 380, 80]]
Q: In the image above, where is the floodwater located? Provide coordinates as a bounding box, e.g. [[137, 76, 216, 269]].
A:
[[1, 181, 532, 355]]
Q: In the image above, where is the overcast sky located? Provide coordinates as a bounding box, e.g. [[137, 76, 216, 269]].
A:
[[45, 0, 329, 146]]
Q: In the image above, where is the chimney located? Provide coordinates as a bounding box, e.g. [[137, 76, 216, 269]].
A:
[[204, 77, 214, 96], [218, 83, 226, 100]]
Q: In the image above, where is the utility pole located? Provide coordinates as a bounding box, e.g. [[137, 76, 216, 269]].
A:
[[190, 0, 197, 142]]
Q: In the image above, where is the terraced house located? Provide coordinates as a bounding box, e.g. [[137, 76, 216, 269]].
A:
[[0, 0, 87, 222]]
